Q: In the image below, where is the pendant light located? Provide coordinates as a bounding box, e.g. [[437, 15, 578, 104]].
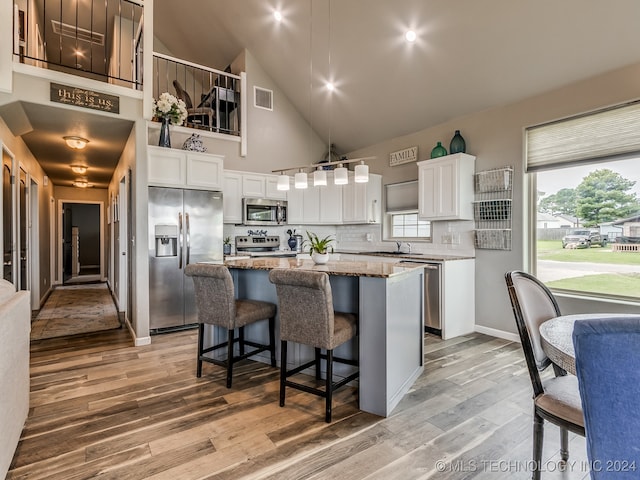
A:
[[334, 163, 348, 185], [313, 166, 327, 186], [294, 169, 308, 189], [354, 160, 369, 183], [277, 171, 290, 191]]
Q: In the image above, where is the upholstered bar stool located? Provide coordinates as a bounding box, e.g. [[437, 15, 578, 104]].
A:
[[185, 263, 276, 388], [268, 269, 359, 423]]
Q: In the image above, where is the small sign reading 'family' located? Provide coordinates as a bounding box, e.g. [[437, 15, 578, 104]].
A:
[[50, 82, 120, 114], [389, 146, 418, 166]]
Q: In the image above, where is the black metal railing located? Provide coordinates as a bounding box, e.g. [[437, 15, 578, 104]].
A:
[[13, 0, 143, 88], [153, 53, 242, 136]]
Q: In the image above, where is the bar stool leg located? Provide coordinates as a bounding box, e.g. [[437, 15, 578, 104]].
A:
[[196, 323, 205, 378], [315, 348, 322, 380], [280, 340, 288, 407], [239, 326, 245, 356], [226, 329, 234, 388], [269, 317, 276, 367], [325, 349, 333, 423]]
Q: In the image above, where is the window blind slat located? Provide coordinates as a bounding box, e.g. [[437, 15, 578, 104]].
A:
[[526, 101, 640, 171]]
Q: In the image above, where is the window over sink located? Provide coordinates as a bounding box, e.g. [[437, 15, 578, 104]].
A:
[[384, 180, 431, 241]]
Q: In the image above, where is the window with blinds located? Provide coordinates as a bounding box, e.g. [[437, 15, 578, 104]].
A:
[[384, 181, 431, 240], [526, 100, 640, 171]]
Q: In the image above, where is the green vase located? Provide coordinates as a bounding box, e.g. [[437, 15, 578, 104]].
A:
[[449, 130, 466, 154], [430, 141, 447, 158]]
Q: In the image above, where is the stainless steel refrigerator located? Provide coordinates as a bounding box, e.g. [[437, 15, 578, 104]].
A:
[[148, 187, 223, 330]]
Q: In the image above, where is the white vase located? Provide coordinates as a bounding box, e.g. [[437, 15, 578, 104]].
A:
[[311, 251, 330, 265]]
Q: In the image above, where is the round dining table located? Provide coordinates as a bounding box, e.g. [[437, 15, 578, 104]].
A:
[[540, 313, 640, 375]]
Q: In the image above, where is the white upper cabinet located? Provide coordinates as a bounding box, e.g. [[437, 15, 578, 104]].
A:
[[241, 173, 287, 200], [286, 173, 342, 225], [148, 146, 224, 190], [342, 173, 382, 224], [417, 153, 475, 220], [222, 172, 242, 223]]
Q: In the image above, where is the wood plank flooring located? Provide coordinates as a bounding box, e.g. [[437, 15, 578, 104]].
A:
[[8, 329, 591, 479]]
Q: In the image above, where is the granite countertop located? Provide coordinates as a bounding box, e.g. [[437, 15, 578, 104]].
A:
[[336, 250, 475, 261], [224, 256, 425, 278]]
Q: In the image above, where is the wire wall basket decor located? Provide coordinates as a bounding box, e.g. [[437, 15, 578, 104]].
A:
[[474, 166, 513, 250]]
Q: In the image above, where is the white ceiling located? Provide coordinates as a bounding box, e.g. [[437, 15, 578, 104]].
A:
[[155, 0, 640, 155]]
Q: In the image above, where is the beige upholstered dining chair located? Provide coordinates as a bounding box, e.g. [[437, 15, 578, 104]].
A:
[[185, 263, 276, 388], [268, 269, 359, 423], [505, 271, 585, 480]]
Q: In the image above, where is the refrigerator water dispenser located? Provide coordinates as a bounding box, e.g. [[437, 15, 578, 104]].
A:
[[155, 224, 178, 257]]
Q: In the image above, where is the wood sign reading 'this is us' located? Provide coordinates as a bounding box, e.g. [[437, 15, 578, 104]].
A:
[[389, 146, 418, 167], [50, 82, 120, 114]]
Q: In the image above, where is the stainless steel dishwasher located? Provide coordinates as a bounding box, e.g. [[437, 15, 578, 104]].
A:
[[397, 260, 442, 336], [423, 263, 442, 335]]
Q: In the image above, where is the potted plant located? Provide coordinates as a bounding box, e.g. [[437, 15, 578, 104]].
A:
[[305, 231, 334, 265], [286, 229, 298, 251], [223, 236, 232, 255]]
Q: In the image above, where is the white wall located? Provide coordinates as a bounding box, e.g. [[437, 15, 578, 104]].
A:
[[346, 62, 640, 337], [0, 116, 53, 306]]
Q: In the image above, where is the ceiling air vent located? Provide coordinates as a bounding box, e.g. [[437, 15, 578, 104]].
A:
[[254, 86, 273, 111]]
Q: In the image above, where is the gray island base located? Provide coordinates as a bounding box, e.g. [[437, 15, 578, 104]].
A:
[[219, 257, 424, 417]]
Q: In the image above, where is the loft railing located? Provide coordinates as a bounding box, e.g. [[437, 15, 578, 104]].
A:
[[153, 52, 242, 136], [12, 0, 143, 89]]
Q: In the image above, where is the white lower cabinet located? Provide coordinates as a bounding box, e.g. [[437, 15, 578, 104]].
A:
[[148, 146, 224, 190]]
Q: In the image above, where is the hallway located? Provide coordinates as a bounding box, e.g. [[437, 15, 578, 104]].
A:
[[30, 283, 121, 340]]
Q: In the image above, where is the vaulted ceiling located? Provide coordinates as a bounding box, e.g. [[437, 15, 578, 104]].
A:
[[154, 0, 640, 155]]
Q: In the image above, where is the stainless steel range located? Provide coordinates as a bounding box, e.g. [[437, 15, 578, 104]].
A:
[[235, 235, 297, 257]]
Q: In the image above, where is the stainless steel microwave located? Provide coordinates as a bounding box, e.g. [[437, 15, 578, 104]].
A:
[[242, 198, 287, 225]]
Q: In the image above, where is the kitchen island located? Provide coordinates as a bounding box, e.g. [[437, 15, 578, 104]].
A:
[[221, 256, 424, 417]]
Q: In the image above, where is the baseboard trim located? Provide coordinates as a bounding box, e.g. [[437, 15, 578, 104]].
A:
[[123, 317, 151, 346], [474, 325, 520, 343]]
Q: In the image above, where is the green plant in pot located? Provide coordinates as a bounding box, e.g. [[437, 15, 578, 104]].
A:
[[223, 236, 231, 255], [305, 231, 334, 265]]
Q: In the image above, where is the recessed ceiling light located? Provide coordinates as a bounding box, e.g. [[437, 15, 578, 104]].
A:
[[326, 82, 335, 92], [63, 136, 89, 149], [405, 30, 417, 43], [273, 10, 283, 22]]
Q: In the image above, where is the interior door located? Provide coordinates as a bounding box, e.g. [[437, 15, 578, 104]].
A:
[[62, 203, 73, 282], [18, 167, 27, 290], [2, 149, 14, 285]]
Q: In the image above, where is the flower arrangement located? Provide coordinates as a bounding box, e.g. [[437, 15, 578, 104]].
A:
[[153, 92, 188, 126]]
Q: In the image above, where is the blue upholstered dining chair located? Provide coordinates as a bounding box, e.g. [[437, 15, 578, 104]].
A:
[[572, 316, 640, 479]]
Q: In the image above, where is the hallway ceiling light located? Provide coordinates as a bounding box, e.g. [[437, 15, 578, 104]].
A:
[[70, 164, 88, 174], [273, 10, 283, 22], [64, 136, 89, 149], [405, 30, 417, 43], [73, 180, 93, 188]]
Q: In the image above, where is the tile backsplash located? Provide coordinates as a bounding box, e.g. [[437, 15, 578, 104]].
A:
[[224, 221, 475, 256]]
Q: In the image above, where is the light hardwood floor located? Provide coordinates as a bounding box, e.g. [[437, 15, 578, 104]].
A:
[[8, 328, 590, 479]]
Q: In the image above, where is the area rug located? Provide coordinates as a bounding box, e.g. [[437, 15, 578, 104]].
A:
[[31, 283, 121, 340]]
